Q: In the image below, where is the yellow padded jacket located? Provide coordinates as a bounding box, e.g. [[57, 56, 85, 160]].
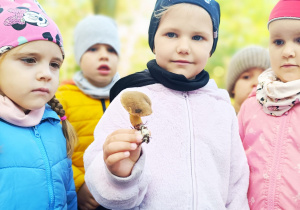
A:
[[56, 81, 109, 191]]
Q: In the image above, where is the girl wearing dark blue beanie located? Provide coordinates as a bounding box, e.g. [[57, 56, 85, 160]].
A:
[[84, 1, 250, 209]]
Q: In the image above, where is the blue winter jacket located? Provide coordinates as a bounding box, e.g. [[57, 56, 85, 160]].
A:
[[0, 105, 77, 209]]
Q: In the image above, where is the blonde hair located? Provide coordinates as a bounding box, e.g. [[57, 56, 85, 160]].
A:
[[0, 45, 78, 158], [47, 97, 78, 157], [154, 3, 200, 20]]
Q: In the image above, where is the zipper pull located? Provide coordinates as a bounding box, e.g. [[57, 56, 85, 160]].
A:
[[33, 126, 40, 138]]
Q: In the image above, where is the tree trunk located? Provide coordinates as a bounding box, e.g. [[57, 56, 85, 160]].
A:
[[92, 0, 117, 17]]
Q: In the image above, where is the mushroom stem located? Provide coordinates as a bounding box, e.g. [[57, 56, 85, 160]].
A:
[[130, 115, 143, 127]]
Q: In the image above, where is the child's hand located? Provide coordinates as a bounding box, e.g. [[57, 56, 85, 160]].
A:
[[103, 129, 143, 177], [77, 182, 100, 210]]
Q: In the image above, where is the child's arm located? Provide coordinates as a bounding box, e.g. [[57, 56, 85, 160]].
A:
[[83, 89, 151, 209], [226, 113, 250, 209]]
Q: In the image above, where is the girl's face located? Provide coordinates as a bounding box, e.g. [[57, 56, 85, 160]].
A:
[[153, 4, 213, 80], [0, 40, 63, 113], [80, 44, 119, 87], [269, 19, 300, 82], [232, 67, 264, 112]]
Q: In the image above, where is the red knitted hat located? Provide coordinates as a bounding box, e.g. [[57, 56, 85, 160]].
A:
[[268, 0, 300, 27]]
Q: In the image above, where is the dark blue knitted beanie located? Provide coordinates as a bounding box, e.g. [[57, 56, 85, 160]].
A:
[[148, 0, 220, 55]]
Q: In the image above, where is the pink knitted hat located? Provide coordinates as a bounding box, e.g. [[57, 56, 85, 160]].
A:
[[0, 0, 63, 56], [268, 0, 300, 27]]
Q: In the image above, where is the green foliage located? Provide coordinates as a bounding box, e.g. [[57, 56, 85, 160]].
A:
[[42, 0, 278, 87], [92, 0, 117, 17]]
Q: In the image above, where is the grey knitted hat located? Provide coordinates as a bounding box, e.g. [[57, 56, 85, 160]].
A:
[[74, 15, 120, 65], [226, 46, 270, 98]]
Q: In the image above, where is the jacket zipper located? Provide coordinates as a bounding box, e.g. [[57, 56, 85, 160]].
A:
[[267, 114, 288, 209], [33, 126, 55, 209], [184, 93, 196, 209], [100, 99, 107, 113]]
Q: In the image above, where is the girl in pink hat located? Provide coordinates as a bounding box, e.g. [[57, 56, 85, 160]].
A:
[[0, 0, 77, 209], [238, 0, 300, 209]]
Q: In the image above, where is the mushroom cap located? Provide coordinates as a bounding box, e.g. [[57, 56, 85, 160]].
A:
[[120, 91, 152, 117]]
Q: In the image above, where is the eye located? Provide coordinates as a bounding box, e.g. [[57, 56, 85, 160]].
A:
[[192, 35, 203, 41], [87, 47, 98, 52], [50, 62, 61, 69], [107, 47, 117, 54], [274, 39, 284, 46], [21, 58, 36, 64], [242, 75, 250, 80], [166, 32, 177, 38], [239, 72, 251, 80], [295, 37, 300, 44]]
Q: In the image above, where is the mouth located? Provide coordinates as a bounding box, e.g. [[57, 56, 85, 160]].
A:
[[281, 64, 299, 68], [32, 88, 50, 93], [172, 60, 193, 65], [97, 64, 111, 75], [98, 64, 111, 71]]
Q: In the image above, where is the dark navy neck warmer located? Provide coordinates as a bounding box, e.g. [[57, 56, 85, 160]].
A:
[[110, 59, 209, 101]]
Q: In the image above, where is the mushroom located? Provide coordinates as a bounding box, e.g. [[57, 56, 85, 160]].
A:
[[120, 91, 152, 143]]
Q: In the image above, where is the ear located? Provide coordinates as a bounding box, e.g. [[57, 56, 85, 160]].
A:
[[153, 47, 155, 54]]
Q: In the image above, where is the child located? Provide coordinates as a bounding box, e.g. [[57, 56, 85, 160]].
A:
[[238, 0, 300, 209], [0, 0, 77, 209], [84, 0, 250, 209], [55, 15, 120, 210], [226, 46, 270, 113]]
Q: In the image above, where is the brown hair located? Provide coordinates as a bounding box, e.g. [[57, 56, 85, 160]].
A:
[[47, 96, 78, 158]]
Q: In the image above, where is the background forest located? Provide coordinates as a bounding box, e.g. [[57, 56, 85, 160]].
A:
[[39, 0, 278, 88]]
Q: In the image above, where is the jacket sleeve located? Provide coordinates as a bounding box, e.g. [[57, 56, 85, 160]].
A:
[[67, 159, 78, 210], [225, 111, 250, 209], [83, 90, 150, 209], [72, 164, 85, 192]]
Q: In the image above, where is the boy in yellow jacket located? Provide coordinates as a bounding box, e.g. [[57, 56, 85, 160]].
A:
[[56, 15, 120, 210]]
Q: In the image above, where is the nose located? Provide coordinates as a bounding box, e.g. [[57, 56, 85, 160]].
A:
[[282, 42, 296, 58], [98, 47, 109, 61], [37, 65, 52, 81], [176, 38, 190, 55]]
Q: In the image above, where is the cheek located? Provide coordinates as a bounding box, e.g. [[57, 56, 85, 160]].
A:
[[270, 52, 279, 65], [52, 72, 60, 88], [110, 56, 119, 68], [80, 54, 93, 69]]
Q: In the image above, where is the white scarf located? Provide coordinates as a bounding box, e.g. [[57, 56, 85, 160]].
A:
[[73, 71, 120, 99], [256, 68, 300, 116], [0, 95, 44, 127]]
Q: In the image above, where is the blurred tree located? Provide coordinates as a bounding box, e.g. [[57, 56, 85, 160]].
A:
[[92, 0, 117, 17]]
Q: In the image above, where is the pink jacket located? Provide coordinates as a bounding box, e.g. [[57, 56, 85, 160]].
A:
[[238, 90, 300, 209], [84, 81, 249, 209]]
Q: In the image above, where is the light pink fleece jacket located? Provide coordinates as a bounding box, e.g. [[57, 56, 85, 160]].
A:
[[84, 81, 249, 210], [238, 90, 300, 209]]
